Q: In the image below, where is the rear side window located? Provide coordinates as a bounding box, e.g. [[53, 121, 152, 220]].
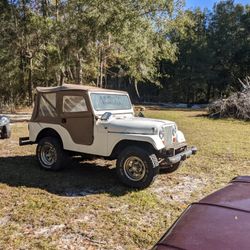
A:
[[39, 93, 57, 117], [63, 96, 88, 112]]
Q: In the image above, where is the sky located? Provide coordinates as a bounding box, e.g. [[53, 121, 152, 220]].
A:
[[185, 0, 249, 10]]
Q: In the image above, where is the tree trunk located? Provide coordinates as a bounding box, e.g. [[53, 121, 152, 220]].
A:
[[44, 51, 49, 86], [134, 79, 140, 98], [100, 60, 103, 88], [76, 53, 83, 85], [20, 0, 27, 101], [60, 67, 65, 86], [67, 66, 74, 81], [28, 57, 33, 105], [42, 0, 48, 17], [41, 0, 49, 86], [98, 46, 105, 88], [19, 51, 26, 100], [96, 46, 101, 87], [104, 66, 108, 88], [55, 0, 59, 21], [206, 82, 211, 103]]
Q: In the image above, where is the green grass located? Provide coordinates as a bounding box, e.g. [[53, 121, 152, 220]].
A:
[[0, 110, 250, 249]]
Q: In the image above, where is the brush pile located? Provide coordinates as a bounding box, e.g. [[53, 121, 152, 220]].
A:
[[208, 76, 250, 120]]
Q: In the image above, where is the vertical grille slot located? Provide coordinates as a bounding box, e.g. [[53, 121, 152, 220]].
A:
[[163, 125, 173, 145]]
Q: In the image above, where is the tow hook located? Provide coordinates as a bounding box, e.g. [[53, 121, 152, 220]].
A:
[[181, 154, 187, 161]]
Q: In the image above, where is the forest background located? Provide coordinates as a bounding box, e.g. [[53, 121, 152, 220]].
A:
[[0, 0, 249, 105]]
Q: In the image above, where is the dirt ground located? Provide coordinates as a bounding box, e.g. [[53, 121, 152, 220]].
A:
[[0, 109, 250, 249]]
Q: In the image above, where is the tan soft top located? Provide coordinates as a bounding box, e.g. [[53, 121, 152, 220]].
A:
[[36, 84, 127, 94]]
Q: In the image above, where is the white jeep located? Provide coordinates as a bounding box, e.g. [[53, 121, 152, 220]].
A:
[[20, 84, 197, 189]]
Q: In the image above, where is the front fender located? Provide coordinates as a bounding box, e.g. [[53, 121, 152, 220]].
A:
[[107, 132, 165, 156], [177, 130, 186, 143]]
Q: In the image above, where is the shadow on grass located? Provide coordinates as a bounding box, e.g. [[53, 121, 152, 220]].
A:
[[0, 155, 130, 197]]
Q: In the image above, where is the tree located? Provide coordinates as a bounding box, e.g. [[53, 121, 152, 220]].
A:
[[160, 8, 211, 103], [0, 0, 249, 106], [208, 0, 250, 96]]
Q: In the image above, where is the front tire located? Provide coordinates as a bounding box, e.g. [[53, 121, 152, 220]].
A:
[[116, 146, 159, 189], [36, 137, 67, 171]]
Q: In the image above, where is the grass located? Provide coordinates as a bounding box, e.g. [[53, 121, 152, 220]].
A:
[[0, 109, 250, 249]]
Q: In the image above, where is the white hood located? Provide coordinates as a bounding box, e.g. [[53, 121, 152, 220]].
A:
[[104, 116, 175, 135]]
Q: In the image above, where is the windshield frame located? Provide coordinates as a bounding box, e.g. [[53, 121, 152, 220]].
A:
[[89, 92, 133, 112]]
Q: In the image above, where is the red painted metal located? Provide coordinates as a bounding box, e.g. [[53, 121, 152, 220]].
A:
[[153, 176, 250, 250]]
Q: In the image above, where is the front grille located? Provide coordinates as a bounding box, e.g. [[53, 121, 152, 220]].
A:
[[163, 125, 174, 145]]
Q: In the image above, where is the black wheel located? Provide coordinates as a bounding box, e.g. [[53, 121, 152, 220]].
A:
[[1, 125, 11, 139], [160, 161, 183, 174], [36, 137, 67, 171], [116, 146, 159, 189]]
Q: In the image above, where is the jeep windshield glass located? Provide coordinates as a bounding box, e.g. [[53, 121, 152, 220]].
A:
[[90, 93, 132, 111]]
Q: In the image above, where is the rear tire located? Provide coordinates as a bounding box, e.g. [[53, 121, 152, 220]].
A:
[[116, 146, 159, 189], [1, 125, 11, 139], [36, 137, 67, 171]]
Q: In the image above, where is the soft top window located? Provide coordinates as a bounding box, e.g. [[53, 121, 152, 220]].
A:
[[90, 93, 131, 111], [39, 93, 57, 117], [63, 96, 88, 112]]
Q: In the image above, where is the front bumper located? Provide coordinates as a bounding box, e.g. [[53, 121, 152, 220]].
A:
[[167, 146, 197, 164], [159, 145, 197, 164]]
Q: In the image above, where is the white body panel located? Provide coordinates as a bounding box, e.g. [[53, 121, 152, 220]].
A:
[[29, 121, 109, 156], [29, 115, 185, 157], [177, 130, 186, 143]]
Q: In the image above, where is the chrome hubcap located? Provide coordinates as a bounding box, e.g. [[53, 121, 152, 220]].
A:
[[40, 143, 57, 166], [124, 156, 146, 181]]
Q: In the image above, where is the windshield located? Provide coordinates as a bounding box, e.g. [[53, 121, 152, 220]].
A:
[[90, 93, 132, 111]]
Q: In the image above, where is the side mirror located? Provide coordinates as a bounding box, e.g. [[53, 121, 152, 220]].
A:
[[101, 112, 112, 121]]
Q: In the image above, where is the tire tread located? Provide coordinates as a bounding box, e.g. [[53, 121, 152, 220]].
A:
[[116, 146, 159, 189]]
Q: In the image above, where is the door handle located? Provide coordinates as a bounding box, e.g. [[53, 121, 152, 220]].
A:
[[61, 118, 66, 124]]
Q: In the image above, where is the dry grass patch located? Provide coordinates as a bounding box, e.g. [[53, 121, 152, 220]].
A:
[[0, 110, 249, 249]]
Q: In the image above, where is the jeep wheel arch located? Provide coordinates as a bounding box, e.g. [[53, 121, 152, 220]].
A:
[[110, 140, 157, 158], [36, 128, 63, 146]]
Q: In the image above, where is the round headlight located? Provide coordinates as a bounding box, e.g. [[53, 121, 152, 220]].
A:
[[159, 128, 164, 140], [0, 116, 9, 126]]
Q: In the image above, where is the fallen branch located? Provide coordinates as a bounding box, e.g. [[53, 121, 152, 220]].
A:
[[208, 77, 250, 120]]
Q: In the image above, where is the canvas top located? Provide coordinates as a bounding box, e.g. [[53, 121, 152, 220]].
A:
[[36, 84, 127, 94]]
